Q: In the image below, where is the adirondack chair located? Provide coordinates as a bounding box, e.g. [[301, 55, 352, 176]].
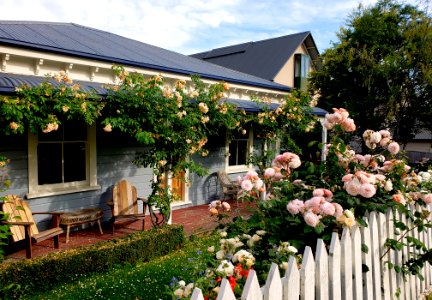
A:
[[107, 180, 147, 234], [1, 195, 64, 259], [217, 170, 239, 200]]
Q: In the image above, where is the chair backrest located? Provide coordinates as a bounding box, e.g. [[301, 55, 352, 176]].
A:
[[2, 195, 39, 242], [217, 170, 234, 187], [112, 180, 139, 216]]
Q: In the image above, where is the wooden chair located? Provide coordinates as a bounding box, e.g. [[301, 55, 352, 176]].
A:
[[1, 195, 64, 259], [217, 170, 239, 200], [107, 180, 147, 234]]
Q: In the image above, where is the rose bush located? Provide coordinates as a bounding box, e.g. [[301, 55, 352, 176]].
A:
[[178, 107, 432, 299]]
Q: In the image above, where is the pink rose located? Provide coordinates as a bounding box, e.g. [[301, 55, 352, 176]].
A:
[[320, 202, 336, 216], [303, 211, 320, 227], [342, 174, 354, 182], [359, 183, 376, 198], [222, 202, 231, 211], [305, 196, 324, 210], [392, 193, 406, 205], [287, 199, 304, 215], [264, 168, 276, 178], [379, 129, 391, 138], [387, 142, 400, 155], [423, 194, 432, 204], [241, 179, 253, 191], [345, 178, 361, 196], [332, 203, 344, 217], [341, 118, 356, 132]]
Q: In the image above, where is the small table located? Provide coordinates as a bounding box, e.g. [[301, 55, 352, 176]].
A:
[[60, 208, 104, 243]]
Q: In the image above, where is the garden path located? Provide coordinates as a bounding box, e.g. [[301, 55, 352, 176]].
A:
[[3, 200, 254, 261]]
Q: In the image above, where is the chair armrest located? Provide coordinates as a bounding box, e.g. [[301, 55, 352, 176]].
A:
[[137, 197, 148, 203], [2, 220, 33, 226]]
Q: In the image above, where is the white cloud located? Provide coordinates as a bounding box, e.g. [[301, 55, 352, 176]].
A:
[[0, 0, 424, 54]]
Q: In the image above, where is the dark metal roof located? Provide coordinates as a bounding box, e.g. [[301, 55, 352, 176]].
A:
[[225, 99, 327, 116], [0, 72, 106, 94], [0, 21, 290, 92], [0, 73, 327, 117], [191, 32, 321, 81]]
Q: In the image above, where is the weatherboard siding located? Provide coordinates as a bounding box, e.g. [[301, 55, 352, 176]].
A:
[[0, 132, 234, 229]]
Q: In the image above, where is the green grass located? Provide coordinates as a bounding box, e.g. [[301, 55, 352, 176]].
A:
[[27, 234, 219, 300]]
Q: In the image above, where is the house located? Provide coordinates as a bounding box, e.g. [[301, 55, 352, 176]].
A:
[[0, 21, 326, 228], [191, 31, 321, 90]]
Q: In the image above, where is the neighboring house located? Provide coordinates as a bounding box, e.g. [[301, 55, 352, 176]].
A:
[[404, 130, 432, 164], [0, 21, 325, 228], [191, 31, 320, 90]]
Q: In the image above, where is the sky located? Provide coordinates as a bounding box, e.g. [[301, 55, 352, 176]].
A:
[[0, 0, 423, 55]]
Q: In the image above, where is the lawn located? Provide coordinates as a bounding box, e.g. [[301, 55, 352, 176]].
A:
[[27, 233, 219, 300]]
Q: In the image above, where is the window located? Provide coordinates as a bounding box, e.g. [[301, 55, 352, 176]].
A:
[[294, 54, 310, 91], [27, 122, 99, 198], [226, 128, 253, 172]]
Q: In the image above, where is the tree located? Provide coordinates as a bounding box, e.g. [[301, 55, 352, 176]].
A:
[[310, 0, 432, 148]]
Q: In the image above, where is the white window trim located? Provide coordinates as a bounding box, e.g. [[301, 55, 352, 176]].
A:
[[225, 128, 254, 174], [27, 125, 100, 199]]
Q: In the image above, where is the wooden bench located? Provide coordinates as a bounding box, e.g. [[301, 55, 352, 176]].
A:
[[60, 208, 103, 243]]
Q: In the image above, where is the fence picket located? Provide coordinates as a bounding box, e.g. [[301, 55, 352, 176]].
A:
[[351, 225, 363, 300], [341, 228, 353, 299], [370, 212, 383, 300], [377, 212, 391, 300], [216, 278, 236, 300], [301, 246, 315, 300], [241, 269, 263, 300], [284, 255, 300, 300], [315, 239, 329, 300], [408, 206, 417, 300], [394, 210, 406, 300], [263, 263, 282, 300], [191, 287, 205, 300], [385, 209, 397, 299], [415, 204, 426, 296], [362, 215, 374, 300], [329, 232, 341, 300], [400, 211, 412, 300]]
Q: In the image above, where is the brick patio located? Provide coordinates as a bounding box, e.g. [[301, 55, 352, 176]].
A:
[[3, 200, 255, 261]]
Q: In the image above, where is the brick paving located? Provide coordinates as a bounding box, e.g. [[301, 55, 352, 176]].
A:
[[3, 200, 255, 261]]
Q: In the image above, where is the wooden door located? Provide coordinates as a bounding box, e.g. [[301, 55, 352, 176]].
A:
[[171, 171, 184, 202]]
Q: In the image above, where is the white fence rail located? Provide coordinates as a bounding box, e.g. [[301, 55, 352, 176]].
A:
[[191, 206, 432, 299]]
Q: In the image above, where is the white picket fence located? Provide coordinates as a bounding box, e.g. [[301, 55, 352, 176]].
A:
[[191, 206, 432, 299]]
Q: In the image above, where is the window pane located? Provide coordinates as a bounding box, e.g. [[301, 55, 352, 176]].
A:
[[229, 142, 237, 166], [38, 129, 62, 142], [64, 142, 86, 182], [64, 123, 87, 141], [37, 143, 62, 184], [237, 140, 248, 165]]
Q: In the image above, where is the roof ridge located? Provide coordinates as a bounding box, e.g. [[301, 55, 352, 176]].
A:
[[193, 31, 311, 55]]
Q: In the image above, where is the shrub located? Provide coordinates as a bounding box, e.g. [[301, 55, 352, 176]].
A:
[[0, 225, 185, 299]]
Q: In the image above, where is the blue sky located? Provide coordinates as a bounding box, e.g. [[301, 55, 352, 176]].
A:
[[0, 0, 421, 54]]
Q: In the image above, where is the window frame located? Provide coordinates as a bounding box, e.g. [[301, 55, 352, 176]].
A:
[[225, 128, 254, 173], [294, 53, 311, 91], [27, 124, 100, 198]]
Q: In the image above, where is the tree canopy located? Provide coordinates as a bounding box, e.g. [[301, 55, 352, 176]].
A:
[[310, 0, 432, 147]]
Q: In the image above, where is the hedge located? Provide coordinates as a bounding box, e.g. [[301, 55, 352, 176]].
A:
[[0, 224, 185, 299]]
